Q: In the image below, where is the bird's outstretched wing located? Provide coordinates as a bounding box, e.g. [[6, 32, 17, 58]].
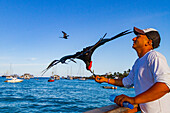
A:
[[61, 31, 69, 39], [41, 60, 59, 76], [62, 31, 67, 37], [42, 29, 132, 75], [74, 29, 132, 71], [41, 55, 77, 76], [89, 29, 132, 52]]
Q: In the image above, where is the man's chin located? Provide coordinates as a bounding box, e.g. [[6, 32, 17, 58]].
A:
[[132, 46, 136, 50]]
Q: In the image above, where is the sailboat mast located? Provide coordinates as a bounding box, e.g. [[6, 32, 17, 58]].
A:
[[70, 66, 72, 76], [10, 63, 13, 75]]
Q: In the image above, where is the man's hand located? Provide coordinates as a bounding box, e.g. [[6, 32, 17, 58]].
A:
[[95, 75, 107, 83], [114, 94, 135, 106]]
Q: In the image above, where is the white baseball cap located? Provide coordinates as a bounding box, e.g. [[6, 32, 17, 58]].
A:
[[134, 27, 161, 49]]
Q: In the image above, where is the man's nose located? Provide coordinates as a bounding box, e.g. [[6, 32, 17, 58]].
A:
[[132, 37, 137, 41]]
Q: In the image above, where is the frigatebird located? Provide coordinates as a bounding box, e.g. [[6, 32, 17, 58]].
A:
[[42, 29, 132, 76], [59, 31, 69, 39]]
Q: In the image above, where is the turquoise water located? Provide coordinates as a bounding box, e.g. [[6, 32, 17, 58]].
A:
[[0, 77, 135, 113]]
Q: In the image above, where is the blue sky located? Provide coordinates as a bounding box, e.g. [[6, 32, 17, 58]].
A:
[[0, 0, 170, 77]]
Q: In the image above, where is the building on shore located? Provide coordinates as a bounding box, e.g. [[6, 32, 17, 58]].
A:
[[51, 75, 60, 80], [20, 73, 34, 79]]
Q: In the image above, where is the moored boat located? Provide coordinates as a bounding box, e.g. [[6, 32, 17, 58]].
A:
[[6, 76, 13, 79], [48, 78, 55, 82], [67, 75, 73, 80], [4, 78, 23, 83], [79, 77, 86, 80]]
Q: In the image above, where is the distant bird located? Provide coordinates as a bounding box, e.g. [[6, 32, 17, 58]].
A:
[[59, 31, 69, 39], [42, 29, 132, 76]]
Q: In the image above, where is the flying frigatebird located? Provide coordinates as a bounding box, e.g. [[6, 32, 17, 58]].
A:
[[42, 29, 132, 76], [59, 31, 69, 39]]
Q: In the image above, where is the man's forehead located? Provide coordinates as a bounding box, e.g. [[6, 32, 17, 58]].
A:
[[136, 34, 148, 39], [137, 34, 146, 37]]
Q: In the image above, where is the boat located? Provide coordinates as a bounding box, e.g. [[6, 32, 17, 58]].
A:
[[67, 75, 73, 80], [6, 76, 13, 79], [48, 78, 55, 82], [51, 75, 60, 80], [79, 77, 86, 80], [102, 86, 117, 89], [4, 77, 23, 83]]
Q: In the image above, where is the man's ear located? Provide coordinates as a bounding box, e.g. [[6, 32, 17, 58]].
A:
[[148, 39, 153, 46], [148, 39, 153, 49], [145, 39, 152, 46]]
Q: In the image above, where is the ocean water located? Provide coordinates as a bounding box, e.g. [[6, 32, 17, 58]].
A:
[[0, 77, 135, 113]]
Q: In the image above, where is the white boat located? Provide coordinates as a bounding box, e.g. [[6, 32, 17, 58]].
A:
[[79, 77, 86, 80], [6, 76, 13, 79], [4, 78, 23, 83]]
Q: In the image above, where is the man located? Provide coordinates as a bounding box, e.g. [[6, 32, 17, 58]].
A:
[[95, 27, 170, 113]]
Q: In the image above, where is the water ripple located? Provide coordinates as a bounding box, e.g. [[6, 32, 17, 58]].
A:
[[0, 78, 135, 112]]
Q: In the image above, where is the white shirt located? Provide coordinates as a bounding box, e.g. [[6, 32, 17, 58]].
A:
[[123, 50, 170, 113]]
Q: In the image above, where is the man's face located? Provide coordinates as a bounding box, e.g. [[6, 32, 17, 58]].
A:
[[132, 34, 150, 50]]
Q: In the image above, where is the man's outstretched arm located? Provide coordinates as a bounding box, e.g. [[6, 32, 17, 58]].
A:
[[95, 76, 124, 87]]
